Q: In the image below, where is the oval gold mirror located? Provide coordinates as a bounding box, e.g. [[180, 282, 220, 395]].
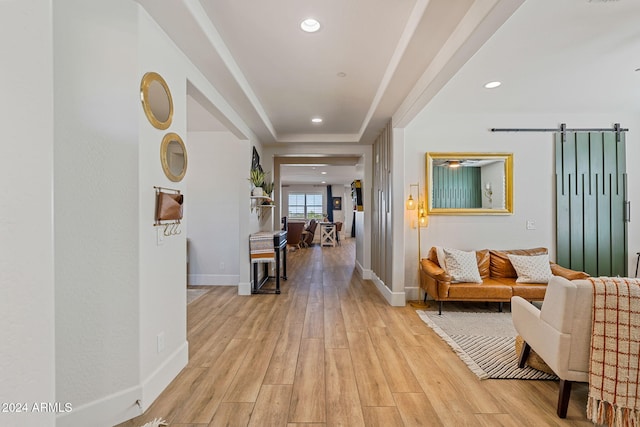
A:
[[140, 72, 173, 130], [426, 152, 513, 215], [161, 133, 187, 182]]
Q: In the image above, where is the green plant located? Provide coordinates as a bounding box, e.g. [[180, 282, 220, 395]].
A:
[[248, 168, 265, 187], [262, 181, 274, 196]]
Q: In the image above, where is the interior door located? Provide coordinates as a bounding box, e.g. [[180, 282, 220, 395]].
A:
[[556, 130, 628, 276]]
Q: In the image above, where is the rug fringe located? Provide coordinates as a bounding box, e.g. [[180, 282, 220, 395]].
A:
[[417, 310, 489, 380]]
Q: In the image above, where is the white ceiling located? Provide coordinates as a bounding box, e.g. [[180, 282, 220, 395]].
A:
[[280, 164, 364, 186], [425, 0, 640, 116], [140, 0, 640, 185]]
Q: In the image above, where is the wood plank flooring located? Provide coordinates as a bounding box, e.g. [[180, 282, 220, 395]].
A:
[[118, 239, 593, 426]]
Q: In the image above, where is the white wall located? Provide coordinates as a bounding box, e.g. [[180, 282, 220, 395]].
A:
[[186, 131, 244, 285], [1, 1, 56, 426], [402, 112, 640, 298], [51, 3, 262, 425], [137, 9, 190, 412], [54, 1, 142, 426]]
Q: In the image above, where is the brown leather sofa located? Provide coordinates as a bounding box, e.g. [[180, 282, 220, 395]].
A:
[[419, 247, 589, 314]]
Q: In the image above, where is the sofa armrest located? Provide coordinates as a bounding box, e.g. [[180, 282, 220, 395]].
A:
[[420, 259, 452, 282], [550, 263, 589, 280]]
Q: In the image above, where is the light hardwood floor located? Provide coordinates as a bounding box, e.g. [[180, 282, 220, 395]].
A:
[[118, 238, 593, 427]]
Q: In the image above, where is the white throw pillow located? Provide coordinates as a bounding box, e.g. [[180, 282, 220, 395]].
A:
[[443, 248, 482, 283], [507, 253, 553, 283], [435, 246, 447, 269]]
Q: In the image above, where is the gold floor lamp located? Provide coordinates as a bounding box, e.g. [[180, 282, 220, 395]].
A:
[[407, 183, 429, 309]]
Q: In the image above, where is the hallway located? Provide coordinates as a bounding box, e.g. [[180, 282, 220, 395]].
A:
[[120, 239, 591, 426]]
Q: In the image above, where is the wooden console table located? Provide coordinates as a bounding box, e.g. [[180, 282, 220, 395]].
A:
[[250, 230, 287, 294]]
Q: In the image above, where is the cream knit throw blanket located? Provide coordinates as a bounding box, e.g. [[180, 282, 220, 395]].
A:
[[587, 277, 640, 427]]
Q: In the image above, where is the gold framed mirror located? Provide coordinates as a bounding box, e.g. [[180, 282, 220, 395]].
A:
[[140, 72, 173, 130], [161, 133, 187, 182], [426, 152, 513, 215]]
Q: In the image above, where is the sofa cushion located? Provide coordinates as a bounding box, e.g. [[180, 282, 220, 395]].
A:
[[446, 280, 512, 299], [477, 249, 490, 279], [511, 283, 547, 300], [443, 248, 482, 283], [508, 253, 553, 283], [490, 247, 548, 278]]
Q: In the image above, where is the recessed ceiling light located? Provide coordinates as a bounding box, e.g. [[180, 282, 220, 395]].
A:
[[300, 18, 320, 33], [321, 181, 326, 184], [321, 171, 327, 175], [337, 72, 347, 78], [311, 117, 323, 124], [484, 81, 502, 89]]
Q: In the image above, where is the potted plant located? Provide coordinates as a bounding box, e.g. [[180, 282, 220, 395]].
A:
[[262, 181, 274, 197], [249, 168, 269, 196]]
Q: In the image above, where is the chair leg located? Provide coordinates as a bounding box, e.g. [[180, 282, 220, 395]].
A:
[[498, 302, 504, 312], [517, 341, 531, 368], [557, 379, 572, 418], [438, 301, 443, 315]]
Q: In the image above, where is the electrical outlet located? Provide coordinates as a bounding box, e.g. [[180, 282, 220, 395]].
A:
[[526, 220, 536, 230], [157, 332, 165, 353], [219, 261, 225, 271], [157, 227, 165, 246]]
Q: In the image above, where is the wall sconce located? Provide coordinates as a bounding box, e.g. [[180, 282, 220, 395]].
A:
[[484, 182, 493, 203], [407, 183, 428, 308]]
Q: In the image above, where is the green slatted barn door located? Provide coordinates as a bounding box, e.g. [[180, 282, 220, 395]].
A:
[[556, 131, 628, 276]]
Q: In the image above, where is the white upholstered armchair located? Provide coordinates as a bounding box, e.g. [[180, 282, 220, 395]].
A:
[[511, 276, 593, 418]]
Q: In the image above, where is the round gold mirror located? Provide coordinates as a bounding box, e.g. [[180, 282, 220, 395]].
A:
[[161, 133, 187, 182], [140, 72, 173, 130]]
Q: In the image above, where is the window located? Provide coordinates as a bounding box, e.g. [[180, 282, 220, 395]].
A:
[[288, 192, 323, 220]]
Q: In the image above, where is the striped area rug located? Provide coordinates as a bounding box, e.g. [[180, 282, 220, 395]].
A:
[[417, 309, 557, 380]]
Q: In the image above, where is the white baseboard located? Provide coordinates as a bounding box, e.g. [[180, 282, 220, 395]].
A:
[[238, 281, 252, 295], [56, 384, 142, 427], [140, 341, 189, 411], [355, 261, 405, 306], [405, 286, 419, 301], [188, 274, 239, 286], [355, 260, 373, 280], [58, 340, 190, 426], [370, 272, 406, 306]]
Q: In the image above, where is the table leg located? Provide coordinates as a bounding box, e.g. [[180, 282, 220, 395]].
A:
[[282, 244, 287, 280], [275, 248, 281, 294]]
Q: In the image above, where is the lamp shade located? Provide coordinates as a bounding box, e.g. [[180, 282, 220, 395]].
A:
[[406, 194, 416, 210], [419, 213, 428, 227]]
